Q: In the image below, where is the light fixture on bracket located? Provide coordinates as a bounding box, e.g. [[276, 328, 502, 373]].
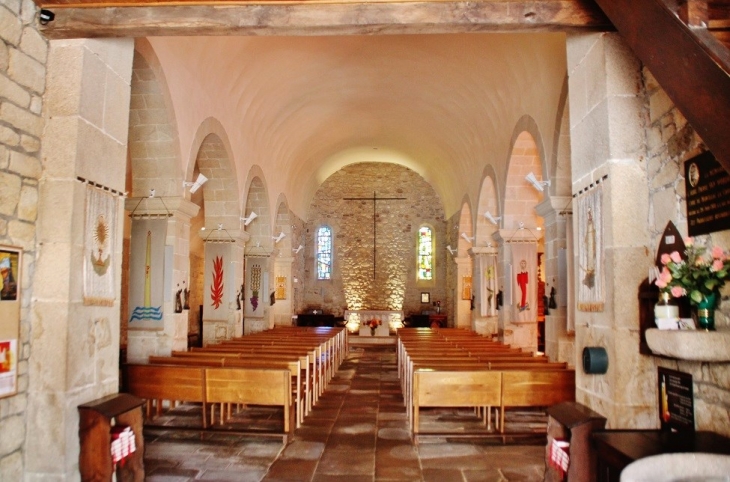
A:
[[293, 244, 304, 254], [446, 245, 457, 255], [217, 223, 224, 231], [149, 189, 156, 198], [183, 173, 208, 194], [525, 172, 551, 192], [241, 212, 258, 226], [273, 232, 286, 244], [484, 210, 501, 225], [460, 233, 474, 243]]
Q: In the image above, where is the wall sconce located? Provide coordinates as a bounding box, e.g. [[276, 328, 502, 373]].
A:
[[149, 189, 156, 198], [525, 172, 551, 192], [183, 173, 208, 194], [293, 245, 304, 254], [484, 210, 501, 225], [273, 232, 286, 244], [241, 212, 258, 226], [446, 245, 456, 255], [460, 233, 474, 243]]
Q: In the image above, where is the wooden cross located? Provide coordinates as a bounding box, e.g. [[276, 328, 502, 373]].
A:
[[344, 191, 406, 279]]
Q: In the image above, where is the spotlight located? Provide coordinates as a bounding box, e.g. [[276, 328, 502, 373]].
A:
[[484, 211, 501, 225], [241, 212, 257, 226], [293, 245, 304, 254], [183, 173, 208, 194], [39, 9, 55, 25], [149, 189, 156, 198], [446, 245, 456, 255], [525, 172, 551, 192], [460, 233, 474, 243], [273, 232, 286, 244]]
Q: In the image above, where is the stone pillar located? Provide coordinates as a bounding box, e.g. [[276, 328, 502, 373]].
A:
[[202, 229, 246, 344], [124, 197, 200, 362], [451, 255, 472, 328], [536, 196, 575, 364], [567, 33, 653, 427], [493, 229, 542, 353], [29, 38, 134, 481], [469, 246, 499, 336], [272, 255, 294, 326]]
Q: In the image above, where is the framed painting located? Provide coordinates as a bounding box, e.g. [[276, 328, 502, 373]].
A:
[[421, 292, 430, 304]]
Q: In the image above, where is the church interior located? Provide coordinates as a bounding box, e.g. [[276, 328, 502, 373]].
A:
[[1, 0, 730, 480]]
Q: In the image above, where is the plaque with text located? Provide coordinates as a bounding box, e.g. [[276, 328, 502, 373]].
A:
[[685, 151, 730, 236], [658, 367, 694, 433]]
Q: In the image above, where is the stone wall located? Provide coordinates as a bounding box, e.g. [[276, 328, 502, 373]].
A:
[[0, 0, 45, 477], [304, 163, 446, 318], [643, 66, 730, 437]]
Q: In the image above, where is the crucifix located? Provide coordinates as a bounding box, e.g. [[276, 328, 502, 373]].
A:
[[344, 191, 406, 279]]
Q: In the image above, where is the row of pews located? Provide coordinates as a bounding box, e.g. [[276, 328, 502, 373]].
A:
[[123, 326, 346, 434], [397, 328, 575, 436]]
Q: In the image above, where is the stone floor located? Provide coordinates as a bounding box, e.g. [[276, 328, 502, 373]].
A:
[[143, 345, 547, 481]]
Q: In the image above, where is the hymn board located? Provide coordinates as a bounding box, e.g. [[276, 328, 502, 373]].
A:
[[344, 191, 406, 279]]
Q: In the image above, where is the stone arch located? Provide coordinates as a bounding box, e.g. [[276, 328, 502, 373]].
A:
[[476, 165, 501, 246], [242, 167, 273, 254], [273, 195, 293, 253], [457, 197, 474, 254], [128, 39, 182, 198]]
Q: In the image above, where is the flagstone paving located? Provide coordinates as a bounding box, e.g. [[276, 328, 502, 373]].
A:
[[144, 345, 546, 481]]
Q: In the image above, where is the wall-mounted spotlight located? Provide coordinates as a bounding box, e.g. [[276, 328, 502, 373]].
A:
[[525, 172, 551, 192], [183, 173, 208, 194], [149, 189, 156, 198], [460, 233, 474, 243], [293, 244, 304, 254], [217, 223, 224, 231], [484, 210, 501, 225], [273, 232, 286, 244], [39, 9, 55, 25], [241, 212, 258, 226], [446, 245, 456, 255]]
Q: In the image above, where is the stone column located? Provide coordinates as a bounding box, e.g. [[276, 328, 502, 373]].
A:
[[567, 33, 653, 427], [536, 196, 574, 364], [272, 255, 294, 326], [29, 38, 134, 481], [124, 196, 200, 362], [451, 255, 472, 328], [493, 229, 542, 353], [202, 229, 246, 344], [469, 246, 499, 336]]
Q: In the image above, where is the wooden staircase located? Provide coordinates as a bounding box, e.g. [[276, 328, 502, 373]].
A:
[[594, 0, 730, 173]]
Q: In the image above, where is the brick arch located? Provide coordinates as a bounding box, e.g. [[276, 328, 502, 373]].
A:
[[476, 166, 501, 246], [128, 40, 181, 198]]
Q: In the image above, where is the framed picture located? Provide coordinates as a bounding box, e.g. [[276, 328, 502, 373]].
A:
[[0, 245, 21, 399], [275, 276, 287, 300], [462, 276, 472, 300], [421, 292, 430, 304]]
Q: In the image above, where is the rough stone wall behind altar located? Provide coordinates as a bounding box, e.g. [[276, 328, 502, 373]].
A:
[[643, 67, 730, 437], [304, 163, 446, 317], [0, 0, 46, 477]]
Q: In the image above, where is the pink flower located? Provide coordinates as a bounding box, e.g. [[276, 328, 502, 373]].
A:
[[670, 251, 683, 263], [711, 246, 725, 260], [670, 286, 685, 298], [660, 253, 671, 265], [712, 259, 724, 272], [655, 278, 667, 289], [684, 237, 694, 247], [660, 267, 673, 283]]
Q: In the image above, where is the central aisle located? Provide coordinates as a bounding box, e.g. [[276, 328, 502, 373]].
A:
[[263, 345, 545, 481]]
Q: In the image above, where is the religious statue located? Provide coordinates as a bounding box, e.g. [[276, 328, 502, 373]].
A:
[[548, 286, 557, 309], [174, 285, 183, 313]]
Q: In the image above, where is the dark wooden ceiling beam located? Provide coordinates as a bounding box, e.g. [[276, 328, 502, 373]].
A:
[[594, 0, 730, 173], [36, 0, 612, 39]]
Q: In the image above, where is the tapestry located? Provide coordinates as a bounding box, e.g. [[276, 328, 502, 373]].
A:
[[128, 218, 167, 329], [245, 256, 267, 318], [479, 255, 498, 317], [83, 185, 117, 306], [577, 185, 605, 312], [510, 243, 537, 323], [205, 243, 230, 321]]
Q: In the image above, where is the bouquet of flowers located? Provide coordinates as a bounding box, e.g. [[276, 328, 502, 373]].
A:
[[367, 319, 381, 330], [655, 238, 730, 304]]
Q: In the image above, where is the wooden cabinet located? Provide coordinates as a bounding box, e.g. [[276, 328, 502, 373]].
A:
[[545, 402, 607, 482], [78, 393, 145, 482]]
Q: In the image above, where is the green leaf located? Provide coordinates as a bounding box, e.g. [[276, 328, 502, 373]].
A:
[[690, 290, 703, 304]]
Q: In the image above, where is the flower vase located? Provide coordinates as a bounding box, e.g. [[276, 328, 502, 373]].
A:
[[694, 291, 718, 331], [370, 327, 376, 336]]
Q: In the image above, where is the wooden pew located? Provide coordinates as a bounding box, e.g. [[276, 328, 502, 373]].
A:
[[124, 364, 208, 427], [205, 367, 293, 433]]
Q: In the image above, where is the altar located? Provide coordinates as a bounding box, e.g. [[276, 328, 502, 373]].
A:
[[344, 310, 404, 335]]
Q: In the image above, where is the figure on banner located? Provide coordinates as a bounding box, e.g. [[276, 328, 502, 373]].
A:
[[0, 256, 17, 301], [516, 259, 529, 311], [583, 207, 596, 289]]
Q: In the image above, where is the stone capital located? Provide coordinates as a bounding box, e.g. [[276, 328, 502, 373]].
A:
[[535, 195, 572, 221]]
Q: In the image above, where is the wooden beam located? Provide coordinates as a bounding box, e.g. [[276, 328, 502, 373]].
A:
[[594, 0, 730, 174], [36, 0, 612, 39]]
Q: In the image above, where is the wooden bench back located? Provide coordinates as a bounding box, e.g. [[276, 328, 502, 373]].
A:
[[205, 368, 291, 406], [125, 364, 206, 402], [501, 369, 576, 407], [414, 370, 501, 407]]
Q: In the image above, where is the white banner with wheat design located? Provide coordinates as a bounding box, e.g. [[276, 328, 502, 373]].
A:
[[83, 184, 117, 306]]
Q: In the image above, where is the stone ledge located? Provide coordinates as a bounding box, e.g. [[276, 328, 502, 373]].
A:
[[646, 328, 730, 362]]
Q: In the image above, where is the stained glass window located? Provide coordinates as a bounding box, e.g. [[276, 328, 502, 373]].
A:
[[316, 226, 332, 280], [418, 226, 433, 280]]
